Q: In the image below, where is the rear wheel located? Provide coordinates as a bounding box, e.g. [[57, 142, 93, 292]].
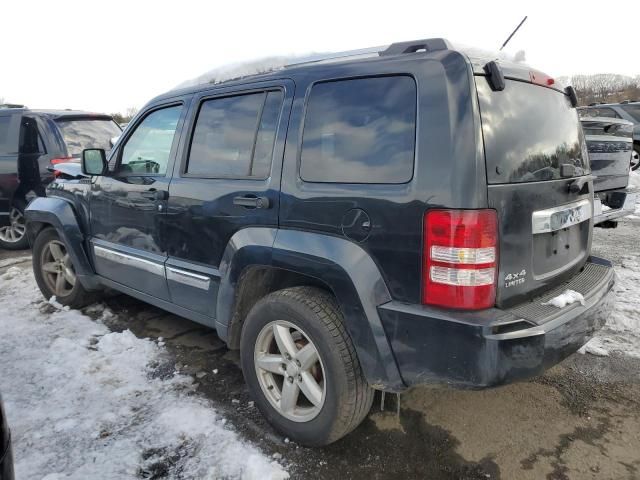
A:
[[32, 228, 99, 308], [240, 287, 374, 446], [0, 207, 28, 250], [632, 146, 640, 171]]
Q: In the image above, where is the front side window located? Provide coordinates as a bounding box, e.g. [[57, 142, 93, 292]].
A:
[[120, 106, 182, 175], [300, 76, 417, 184], [187, 90, 283, 178]]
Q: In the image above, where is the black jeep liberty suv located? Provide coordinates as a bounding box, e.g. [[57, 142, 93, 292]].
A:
[[25, 38, 615, 446]]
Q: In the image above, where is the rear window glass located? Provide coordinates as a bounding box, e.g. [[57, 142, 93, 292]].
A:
[[55, 118, 122, 156], [478, 79, 588, 184], [300, 76, 416, 184]]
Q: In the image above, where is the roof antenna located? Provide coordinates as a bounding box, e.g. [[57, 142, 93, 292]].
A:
[[499, 16, 528, 51]]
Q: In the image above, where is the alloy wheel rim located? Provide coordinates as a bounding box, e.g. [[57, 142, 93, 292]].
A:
[[40, 240, 76, 297], [0, 208, 26, 243], [632, 150, 640, 170], [254, 320, 326, 422]]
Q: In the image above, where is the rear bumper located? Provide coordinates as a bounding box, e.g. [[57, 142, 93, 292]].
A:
[[594, 188, 637, 225], [378, 257, 615, 389]]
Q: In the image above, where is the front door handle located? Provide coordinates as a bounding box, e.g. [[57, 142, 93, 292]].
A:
[[141, 189, 169, 200], [233, 195, 270, 209]]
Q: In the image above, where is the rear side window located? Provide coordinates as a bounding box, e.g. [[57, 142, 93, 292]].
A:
[[300, 76, 416, 184], [187, 90, 283, 178], [19, 117, 46, 154], [56, 118, 122, 156], [0, 114, 20, 155]]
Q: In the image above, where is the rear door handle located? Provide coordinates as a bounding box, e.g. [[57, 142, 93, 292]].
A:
[[233, 195, 270, 209], [141, 190, 168, 200]]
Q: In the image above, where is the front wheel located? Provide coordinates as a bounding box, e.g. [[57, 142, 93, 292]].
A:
[[32, 227, 99, 309], [240, 287, 374, 447]]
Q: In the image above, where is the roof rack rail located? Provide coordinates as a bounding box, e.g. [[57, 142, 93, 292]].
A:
[[284, 46, 385, 68], [380, 38, 452, 56], [0, 103, 26, 109]]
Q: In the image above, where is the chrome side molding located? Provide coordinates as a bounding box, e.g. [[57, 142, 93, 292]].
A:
[[532, 199, 592, 234], [166, 267, 211, 291], [93, 245, 166, 277]]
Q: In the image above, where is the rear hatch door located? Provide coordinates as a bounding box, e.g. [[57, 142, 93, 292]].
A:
[[476, 76, 593, 309]]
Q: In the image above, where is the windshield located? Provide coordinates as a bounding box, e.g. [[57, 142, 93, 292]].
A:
[[477, 78, 588, 184], [55, 118, 122, 156], [621, 104, 640, 122]]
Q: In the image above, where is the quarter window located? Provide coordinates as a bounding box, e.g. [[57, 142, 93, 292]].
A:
[[300, 76, 417, 184], [187, 90, 283, 178], [120, 105, 182, 175]]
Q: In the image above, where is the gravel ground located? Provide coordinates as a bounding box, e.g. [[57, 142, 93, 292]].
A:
[[1, 217, 639, 479]]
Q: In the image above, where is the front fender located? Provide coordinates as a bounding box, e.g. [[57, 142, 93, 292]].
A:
[[25, 196, 100, 290], [216, 227, 405, 392]]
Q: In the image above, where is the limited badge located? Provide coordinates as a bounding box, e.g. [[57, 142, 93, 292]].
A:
[[504, 269, 527, 288]]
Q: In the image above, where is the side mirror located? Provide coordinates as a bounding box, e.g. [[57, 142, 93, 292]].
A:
[[81, 148, 108, 176]]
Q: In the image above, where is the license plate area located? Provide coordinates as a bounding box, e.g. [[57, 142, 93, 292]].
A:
[[531, 200, 591, 280], [532, 199, 592, 234]]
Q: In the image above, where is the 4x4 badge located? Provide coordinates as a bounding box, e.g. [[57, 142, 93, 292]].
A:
[[504, 269, 527, 288]]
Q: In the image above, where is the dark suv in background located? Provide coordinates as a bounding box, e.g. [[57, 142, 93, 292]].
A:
[[0, 106, 121, 249], [26, 38, 615, 446], [579, 101, 640, 170]]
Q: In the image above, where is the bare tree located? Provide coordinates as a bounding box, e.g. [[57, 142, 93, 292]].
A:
[[559, 74, 640, 106], [124, 107, 138, 121]]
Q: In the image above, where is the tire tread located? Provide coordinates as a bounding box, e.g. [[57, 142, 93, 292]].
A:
[[264, 286, 374, 443]]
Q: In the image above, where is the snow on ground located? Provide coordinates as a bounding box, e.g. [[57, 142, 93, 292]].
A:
[[581, 173, 640, 359], [580, 253, 640, 359], [0, 265, 288, 480]]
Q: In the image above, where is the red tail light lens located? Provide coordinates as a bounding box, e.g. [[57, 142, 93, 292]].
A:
[[50, 156, 74, 165], [422, 209, 498, 310], [50, 156, 76, 177]]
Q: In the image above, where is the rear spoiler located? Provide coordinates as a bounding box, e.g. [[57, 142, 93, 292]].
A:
[[476, 58, 578, 107], [53, 114, 114, 122]]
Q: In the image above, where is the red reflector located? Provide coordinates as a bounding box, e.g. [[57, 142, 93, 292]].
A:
[[529, 70, 555, 87], [50, 156, 74, 165], [423, 209, 498, 310]]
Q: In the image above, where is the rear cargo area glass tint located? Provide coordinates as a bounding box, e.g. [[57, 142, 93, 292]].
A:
[[476, 78, 588, 184]]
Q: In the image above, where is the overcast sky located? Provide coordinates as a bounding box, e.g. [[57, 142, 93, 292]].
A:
[[1, 0, 638, 114]]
